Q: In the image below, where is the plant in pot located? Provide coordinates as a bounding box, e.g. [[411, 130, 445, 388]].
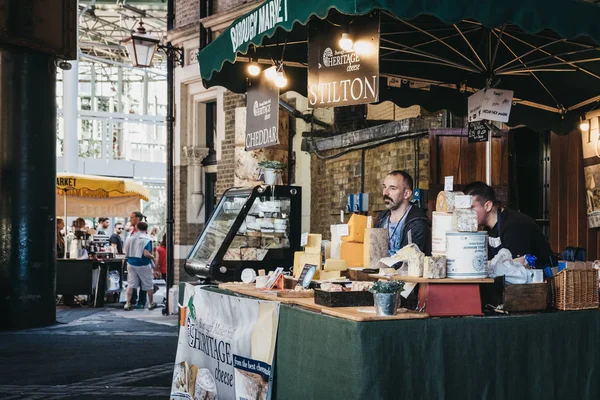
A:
[[258, 160, 286, 185], [369, 280, 405, 316]]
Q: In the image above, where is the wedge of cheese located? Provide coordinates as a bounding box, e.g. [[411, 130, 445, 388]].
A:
[[341, 214, 368, 243], [323, 258, 349, 272], [340, 242, 364, 267], [363, 228, 389, 269], [293, 251, 322, 279], [436, 191, 465, 213], [305, 233, 322, 254], [319, 270, 342, 280]]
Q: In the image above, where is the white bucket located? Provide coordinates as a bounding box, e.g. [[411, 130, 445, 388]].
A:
[[263, 168, 277, 185], [446, 231, 488, 279], [432, 212, 453, 254]]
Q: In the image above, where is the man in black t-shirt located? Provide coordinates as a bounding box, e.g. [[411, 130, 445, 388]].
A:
[[110, 222, 124, 254], [463, 182, 554, 268]]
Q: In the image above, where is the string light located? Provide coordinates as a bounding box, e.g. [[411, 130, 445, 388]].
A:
[[339, 33, 353, 51], [247, 62, 261, 76], [274, 71, 287, 88], [264, 66, 278, 80]]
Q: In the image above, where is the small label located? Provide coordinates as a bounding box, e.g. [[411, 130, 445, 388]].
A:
[[300, 232, 309, 247], [340, 210, 344, 223], [444, 176, 454, 191], [338, 224, 349, 237], [454, 195, 472, 209], [367, 216, 373, 229]]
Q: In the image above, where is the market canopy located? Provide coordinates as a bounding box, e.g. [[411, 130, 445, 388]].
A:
[[198, 0, 600, 134], [56, 173, 150, 218]]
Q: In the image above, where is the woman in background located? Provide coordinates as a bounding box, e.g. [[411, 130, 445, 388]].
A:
[[156, 234, 167, 280], [56, 218, 65, 258]]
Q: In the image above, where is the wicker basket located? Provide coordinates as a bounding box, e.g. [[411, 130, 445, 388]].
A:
[[548, 269, 599, 310]]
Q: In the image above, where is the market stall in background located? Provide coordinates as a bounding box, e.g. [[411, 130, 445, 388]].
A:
[[56, 173, 150, 307], [171, 0, 600, 399]]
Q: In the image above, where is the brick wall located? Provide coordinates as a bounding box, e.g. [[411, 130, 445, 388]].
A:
[[310, 136, 429, 239], [174, 165, 204, 283], [176, 0, 200, 29], [216, 91, 245, 198]]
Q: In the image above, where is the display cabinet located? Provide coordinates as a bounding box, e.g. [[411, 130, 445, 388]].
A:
[[185, 185, 302, 281]]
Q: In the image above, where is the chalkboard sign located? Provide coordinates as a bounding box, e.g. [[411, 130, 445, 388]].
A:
[[468, 121, 490, 143]]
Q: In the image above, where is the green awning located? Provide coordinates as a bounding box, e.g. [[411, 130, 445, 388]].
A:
[[198, 0, 600, 133]]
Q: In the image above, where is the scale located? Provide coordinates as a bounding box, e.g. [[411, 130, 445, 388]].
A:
[[371, 275, 494, 316]]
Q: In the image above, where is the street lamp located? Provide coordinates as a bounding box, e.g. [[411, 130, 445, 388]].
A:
[[124, 18, 183, 316]]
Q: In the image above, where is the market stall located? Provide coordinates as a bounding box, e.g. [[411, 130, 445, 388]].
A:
[[56, 173, 150, 306]]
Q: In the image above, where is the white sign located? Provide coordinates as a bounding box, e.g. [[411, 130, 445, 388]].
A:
[[300, 232, 309, 247], [444, 176, 454, 192], [454, 195, 473, 209], [171, 285, 280, 400], [468, 88, 514, 123], [337, 224, 349, 237]]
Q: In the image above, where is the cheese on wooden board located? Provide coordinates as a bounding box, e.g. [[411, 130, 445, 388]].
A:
[[452, 209, 478, 232], [394, 243, 424, 277], [424, 255, 447, 279], [432, 212, 453, 255], [436, 191, 465, 213], [319, 270, 342, 280], [341, 214, 368, 243], [305, 234, 322, 254], [363, 228, 389, 269], [323, 258, 349, 272], [340, 242, 364, 267]]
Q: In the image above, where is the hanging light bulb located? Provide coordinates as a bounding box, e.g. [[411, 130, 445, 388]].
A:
[[274, 71, 287, 88], [264, 65, 278, 80], [580, 120, 590, 131], [354, 40, 373, 56], [339, 33, 353, 51], [247, 61, 261, 76]]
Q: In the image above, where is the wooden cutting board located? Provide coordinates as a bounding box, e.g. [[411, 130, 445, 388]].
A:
[[322, 306, 429, 321], [218, 283, 323, 312], [370, 275, 494, 284]]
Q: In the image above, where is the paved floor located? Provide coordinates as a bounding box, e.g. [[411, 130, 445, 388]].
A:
[[0, 305, 179, 399]]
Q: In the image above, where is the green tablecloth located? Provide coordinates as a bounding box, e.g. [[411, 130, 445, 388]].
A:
[[200, 287, 600, 399]]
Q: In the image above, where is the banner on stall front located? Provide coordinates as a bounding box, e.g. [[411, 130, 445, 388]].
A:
[[307, 11, 380, 108], [581, 115, 600, 228], [246, 72, 280, 151], [171, 285, 280, 400]]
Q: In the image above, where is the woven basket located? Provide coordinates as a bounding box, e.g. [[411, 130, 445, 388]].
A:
[[548, 269, 599, 310]]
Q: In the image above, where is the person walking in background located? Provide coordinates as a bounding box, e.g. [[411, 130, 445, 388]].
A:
[[123, 221, 158, 311], [56, 218, 65, 259], [110, 222, 124, 254], [124, 211, 148, 308], [156, 234, 167, 280]]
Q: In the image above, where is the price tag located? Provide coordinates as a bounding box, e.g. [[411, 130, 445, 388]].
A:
[[367, 216, 373, 229], [337, 224, 349, 237], [340, 210, 344, 223], [300, 232, 309, 247], [444, 176, 454, 192]]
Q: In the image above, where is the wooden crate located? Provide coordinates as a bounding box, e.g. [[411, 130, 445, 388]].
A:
[[480, 276, 548, 312]]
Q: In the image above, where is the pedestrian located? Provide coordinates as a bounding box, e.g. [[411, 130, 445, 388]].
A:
[[56, 218, 65, 259], [156, 234, 167, 280], [109, 222, 124, 254], [123, 221, 158, 311], [125, 211, 148, 307]]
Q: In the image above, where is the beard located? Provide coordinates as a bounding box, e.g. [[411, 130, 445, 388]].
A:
[[384, 196, 401, 210]]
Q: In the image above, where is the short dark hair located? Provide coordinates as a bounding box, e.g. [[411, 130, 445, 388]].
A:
[[463, 181, 497, 204], [114, 222, 123, 228], [98, 217, 109, 223], [137, 221, 149, 232], [132, 211, 146, 221], [388, 170, 414, 191]]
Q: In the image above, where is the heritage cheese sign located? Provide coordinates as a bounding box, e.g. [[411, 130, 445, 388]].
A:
[[308, 12, 380, 108], [246, 72, 279, 151]]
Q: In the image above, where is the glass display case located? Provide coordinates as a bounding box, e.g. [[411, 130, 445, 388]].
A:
[[185, 185, 302, 281]]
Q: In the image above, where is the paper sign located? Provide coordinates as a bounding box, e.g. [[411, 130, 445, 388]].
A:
[[300, 232, 309, 247], [296, 264, 317, 288], [454, 195, 472, 209], [444, 176, 454, 191], [340, 210, 344, 223], [337, 224, 349, 237], [367, 216, 373, 229], [468, 88, 514, 123]]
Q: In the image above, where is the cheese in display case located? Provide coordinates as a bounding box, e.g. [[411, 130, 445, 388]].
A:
[[185, 185, 302, 282]]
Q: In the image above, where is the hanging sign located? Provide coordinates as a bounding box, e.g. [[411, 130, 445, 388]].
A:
[[468, 88, 514, 123], [307, 11, 380, 108], [171, 285, 280, 400], [246, 71, 279, 151], [468, 120, 490, 143]]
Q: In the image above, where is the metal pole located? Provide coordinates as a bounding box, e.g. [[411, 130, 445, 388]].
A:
[[165, 0, 175, 314], [486, 128, 492, 185]]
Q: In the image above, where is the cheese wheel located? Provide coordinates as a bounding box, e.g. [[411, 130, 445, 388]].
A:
[[451, 209, 478, 232], [432, 212, 453, 254], [436, 191, 465, 213]]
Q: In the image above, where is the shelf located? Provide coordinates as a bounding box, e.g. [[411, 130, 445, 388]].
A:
[[370, 275, 494, 284]]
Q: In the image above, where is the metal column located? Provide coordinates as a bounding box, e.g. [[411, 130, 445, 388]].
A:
[[62, 60, 79, 173]]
